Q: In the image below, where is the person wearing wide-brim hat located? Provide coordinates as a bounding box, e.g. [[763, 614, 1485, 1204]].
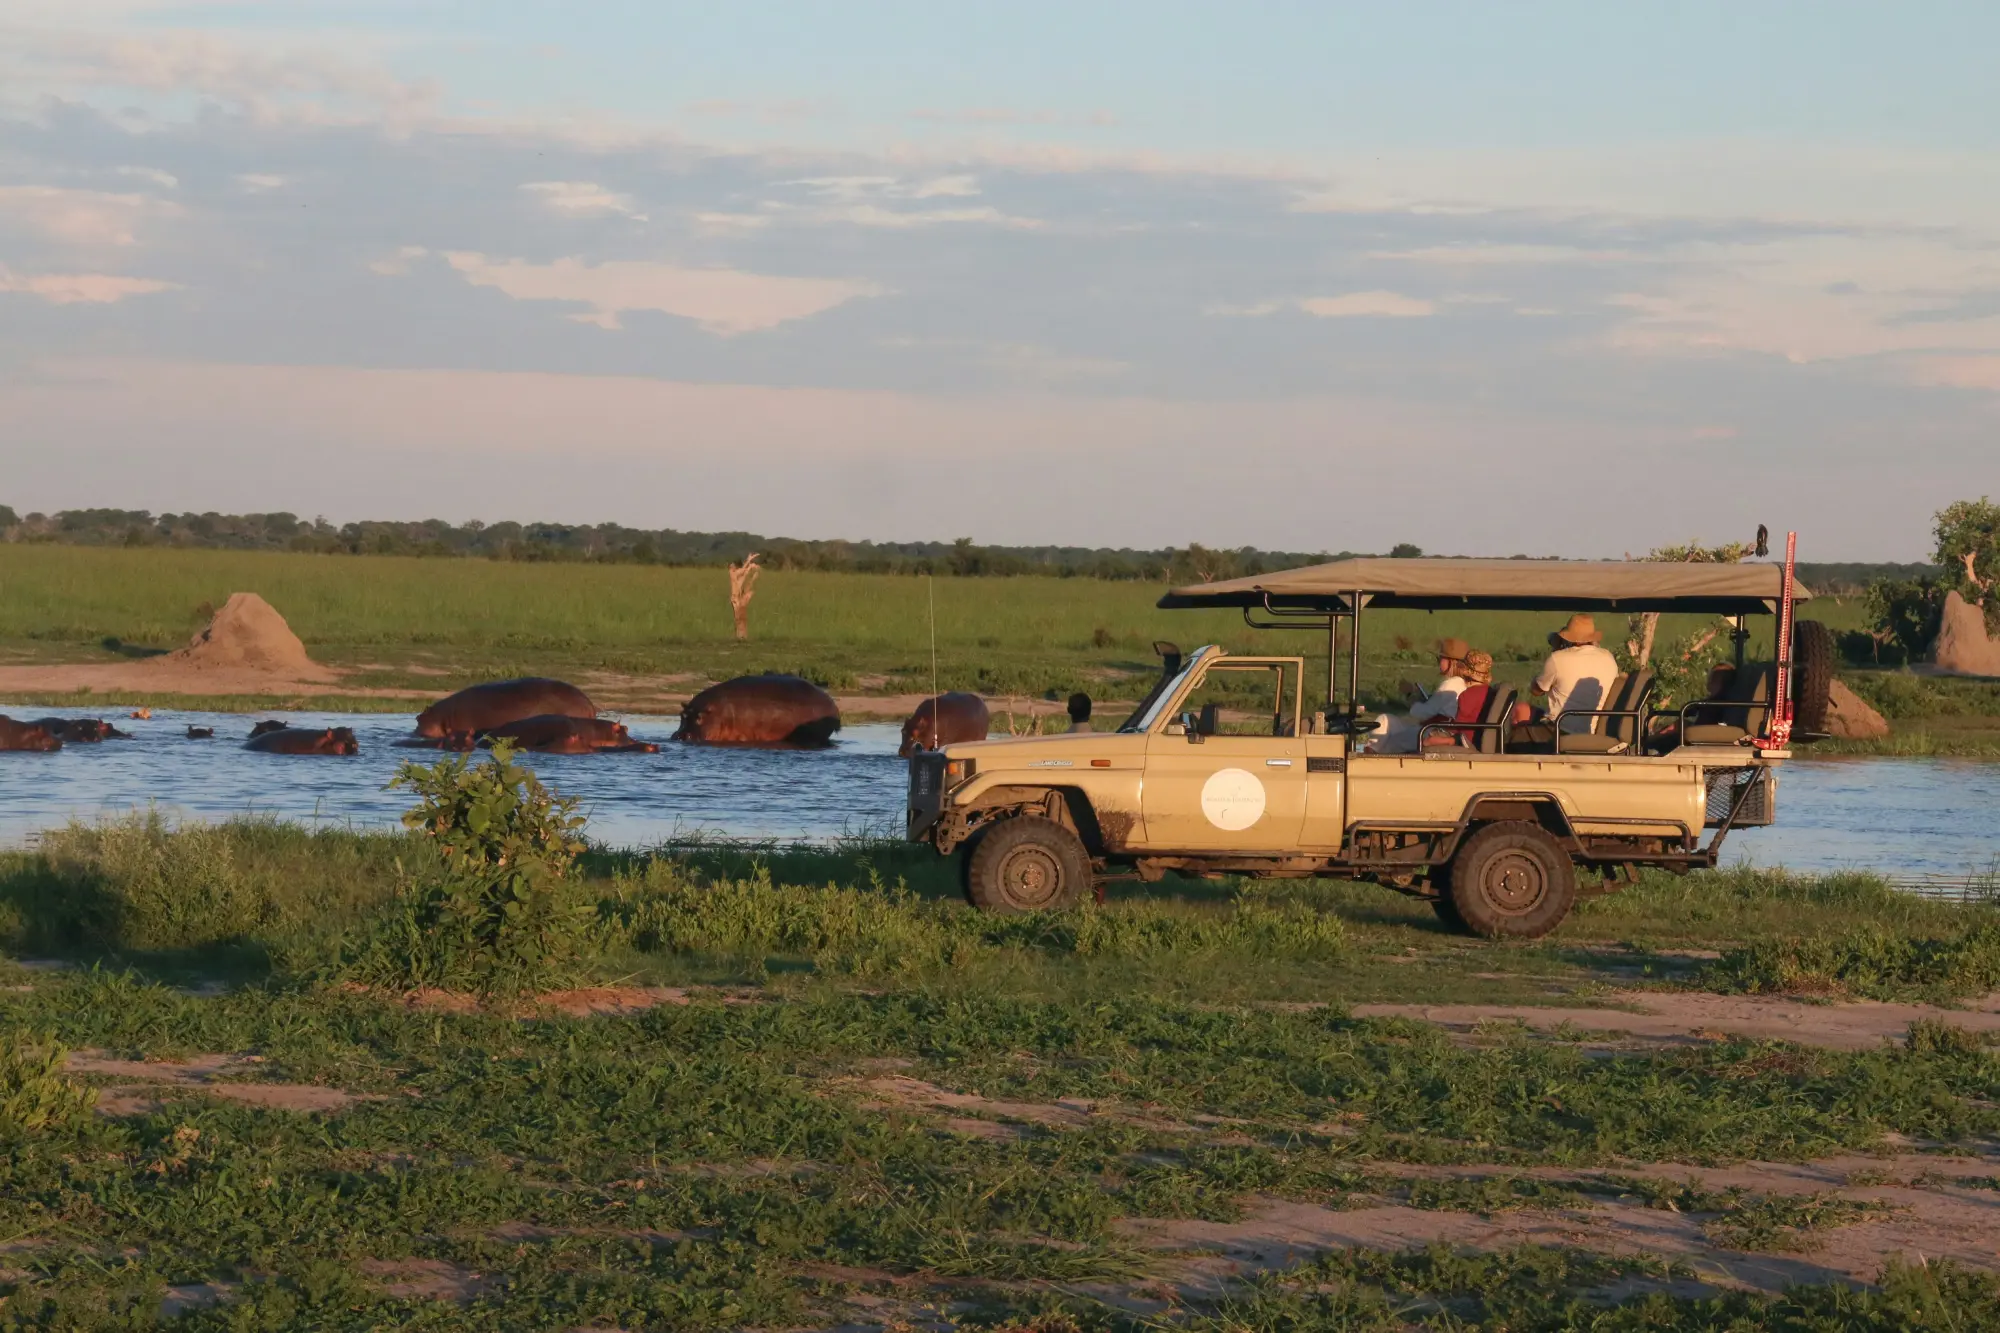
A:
[[1509, 613, 1620, 746], [1365, 636, 1475, 753]]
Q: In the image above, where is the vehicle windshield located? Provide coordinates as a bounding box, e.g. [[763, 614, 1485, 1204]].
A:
[[1118, 647, 1212, 733]]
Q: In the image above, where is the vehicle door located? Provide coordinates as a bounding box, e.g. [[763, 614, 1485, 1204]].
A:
[[1141, 659, 1307, 851]]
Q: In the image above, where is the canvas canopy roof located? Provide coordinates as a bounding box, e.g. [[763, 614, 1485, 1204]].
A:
[[1158, 557, 1809, 615]]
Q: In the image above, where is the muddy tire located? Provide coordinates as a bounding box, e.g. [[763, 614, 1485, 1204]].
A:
[[1791, 620, 1834, 736], [1447, 821, 1577, 940], [965, 817, 1090, 913]]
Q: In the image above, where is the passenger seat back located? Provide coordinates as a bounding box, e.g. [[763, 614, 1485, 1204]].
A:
[[1476, 686, 1516, 755]]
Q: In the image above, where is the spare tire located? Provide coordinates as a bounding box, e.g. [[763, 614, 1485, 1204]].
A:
[[1791, 619, 1834, 736]]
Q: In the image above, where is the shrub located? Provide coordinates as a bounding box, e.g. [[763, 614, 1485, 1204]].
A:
[[1864, 577, 1944, 661], [347, 743, 590, 994]]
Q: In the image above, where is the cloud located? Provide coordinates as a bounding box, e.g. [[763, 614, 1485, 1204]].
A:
[[0, 184, 173, 246], [1300, 292, 1436, 318], [521, 180, 648, 221], [234, 173, 286, 192], [114, 166, 177, 188], [441, 253, 882, 334], [367, 245, 429, 276], [908, 107, 1118, 128], [1210, 292, 1436, 319], [0, 266, 177, 303]]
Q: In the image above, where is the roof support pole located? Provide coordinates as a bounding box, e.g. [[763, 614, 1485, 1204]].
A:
[[1348, 588, 1364, 725]]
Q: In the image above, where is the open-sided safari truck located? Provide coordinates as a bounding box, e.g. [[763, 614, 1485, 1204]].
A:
[[908, 540, 1833, 938]]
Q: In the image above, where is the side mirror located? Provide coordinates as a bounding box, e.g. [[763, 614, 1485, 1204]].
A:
[[1179, 711, 1204, 743]]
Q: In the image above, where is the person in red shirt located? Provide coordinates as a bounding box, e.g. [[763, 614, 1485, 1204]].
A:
[[1424, 649, 1494, 747]]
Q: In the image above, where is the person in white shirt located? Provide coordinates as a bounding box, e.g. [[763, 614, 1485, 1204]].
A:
[[1365, 637, 1472, 754], [1510, 613, 1620, 744]]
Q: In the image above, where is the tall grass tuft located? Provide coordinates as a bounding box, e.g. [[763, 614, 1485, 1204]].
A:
[[604, 859, 1345, 976], [1700, 918, 2000, 1002], [25, 813, 270, 954], [0, 1034, 92, 1140]]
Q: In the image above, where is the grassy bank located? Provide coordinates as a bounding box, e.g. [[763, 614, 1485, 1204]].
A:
[[1, 543, 1823, 705], [4, 809, 1999, 1328]]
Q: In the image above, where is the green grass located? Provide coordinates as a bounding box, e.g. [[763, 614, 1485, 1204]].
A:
[[0, 543, 1825, 707], [4, 812, 2000, 1327]]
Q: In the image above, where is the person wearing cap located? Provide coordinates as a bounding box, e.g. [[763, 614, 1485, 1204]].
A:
[[1365, 638, 1472, 753], [1511, 613, 1619, 743]]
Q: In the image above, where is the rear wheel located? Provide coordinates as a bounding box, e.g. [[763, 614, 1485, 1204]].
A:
[[965, 818, 1091, 913], [1791, 620, 1835, 736], [1447, 822, 1577, 939]]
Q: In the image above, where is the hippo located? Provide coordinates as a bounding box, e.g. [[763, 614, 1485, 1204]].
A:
[[248, 719, 289, 738], [480, 715, 659, 754], [675, 674, 841, 747], [31, 717, 131, 742], [899, 692, 990, 757], [414, 678, 596, 739], [246, 726, 359, 755], [0, 716, 62, 752], [187, 726, 215, 739]]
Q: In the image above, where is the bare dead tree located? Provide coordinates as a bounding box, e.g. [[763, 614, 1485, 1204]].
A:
[[727, 552, 762, 642], [1963, 551, 1993, 605]]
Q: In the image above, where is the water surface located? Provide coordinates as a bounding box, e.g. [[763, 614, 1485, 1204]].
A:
[[1, 707, 1994, 876]]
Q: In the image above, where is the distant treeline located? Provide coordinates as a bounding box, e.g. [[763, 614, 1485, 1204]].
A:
[[0, 504, 1934, 589]]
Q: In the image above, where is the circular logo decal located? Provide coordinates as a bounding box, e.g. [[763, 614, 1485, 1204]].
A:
[[1200, 767, 1267, 830]]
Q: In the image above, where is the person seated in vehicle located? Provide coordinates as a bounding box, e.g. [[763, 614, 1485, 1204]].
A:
[[1363, 637, 1472, 754], [1066, 692, 1093, 733], [1421, 649, 1494, 748], [1509, 614, 1619, 748]]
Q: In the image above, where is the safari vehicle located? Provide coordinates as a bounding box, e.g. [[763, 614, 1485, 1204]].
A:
[[907, 538, 1833, 938]]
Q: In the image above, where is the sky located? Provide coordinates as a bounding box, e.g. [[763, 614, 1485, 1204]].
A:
[[3, 2, 1998, 560]]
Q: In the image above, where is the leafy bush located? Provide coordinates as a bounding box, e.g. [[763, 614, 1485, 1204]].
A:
[[347, 743, 590, 994], [1864, 577, 1944, 662], [0, 1035, 92, 1141]]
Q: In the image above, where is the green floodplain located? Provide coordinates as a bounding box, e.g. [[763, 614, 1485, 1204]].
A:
[[3, 544, 1998, 752], [4, 543, 2000, 1327], [2, 814, 2000, 1329]]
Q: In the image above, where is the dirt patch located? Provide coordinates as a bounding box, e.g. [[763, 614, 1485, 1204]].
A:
[[855, 1073, 1188, 1134], [533, 986, 694, 1016], [1125, 1166, 2000, 1296], [68, 1050, 378, 1115], [358, 1258, 495, 1302], [1351, 990, 2000, 1050]]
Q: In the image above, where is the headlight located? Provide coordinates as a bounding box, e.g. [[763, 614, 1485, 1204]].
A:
[[945, 758, 976, 788]]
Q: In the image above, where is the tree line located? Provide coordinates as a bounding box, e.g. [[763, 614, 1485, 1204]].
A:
[[0, 502, 1943, 596]]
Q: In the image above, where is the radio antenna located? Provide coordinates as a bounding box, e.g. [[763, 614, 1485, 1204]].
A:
[[927, 571, 941, 744]]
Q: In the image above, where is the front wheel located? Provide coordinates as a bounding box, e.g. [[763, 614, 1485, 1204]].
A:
[[1447, 821, 1578, 939], [964, 817, 1091, 913]]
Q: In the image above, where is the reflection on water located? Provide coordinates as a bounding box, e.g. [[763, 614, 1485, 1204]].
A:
[[1, 707, 1995, 876]]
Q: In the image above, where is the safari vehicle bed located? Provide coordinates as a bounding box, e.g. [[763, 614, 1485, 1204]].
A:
[[908, 537, 1833, 938]]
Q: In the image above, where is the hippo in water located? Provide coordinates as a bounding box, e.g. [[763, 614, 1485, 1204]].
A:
[[248, 719, 289, 738], [0, 716, 62, 752], [675, 674, 841, 747], [246, 726, 359, 755], [480, 715, 658, 754], [31, 717, 131, 742], [898, 692, 990, 757], [414, 678, 596, 740]]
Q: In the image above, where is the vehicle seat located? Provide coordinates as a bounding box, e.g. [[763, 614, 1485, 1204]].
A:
[[1197, 702, 1221, 736], [1557, 669, 1655, 755], [1474, 686, 1516, 754], [1680, 664, 1771, 746]]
